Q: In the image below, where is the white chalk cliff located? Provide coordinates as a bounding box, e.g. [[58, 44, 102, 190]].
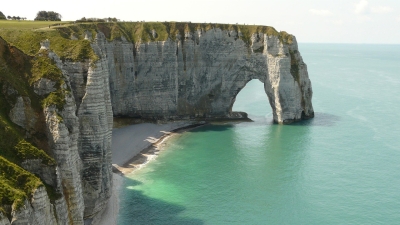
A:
[[105, 28, 313, 123], [0, 24, 313, 225]]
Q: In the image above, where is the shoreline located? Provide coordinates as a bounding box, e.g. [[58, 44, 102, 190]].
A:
[[98, 119, 250, 225], [112, 122, 206, 175], [97, 121, 206, 225]]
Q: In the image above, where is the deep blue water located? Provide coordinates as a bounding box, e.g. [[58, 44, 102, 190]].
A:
[[117, 44, 400, 224]]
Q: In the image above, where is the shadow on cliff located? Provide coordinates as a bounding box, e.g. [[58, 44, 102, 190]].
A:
[[118, 178, 203, 225]]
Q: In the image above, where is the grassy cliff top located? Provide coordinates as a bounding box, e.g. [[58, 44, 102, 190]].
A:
[[0, 20, 293, 61], [0, 20, 70, 29]]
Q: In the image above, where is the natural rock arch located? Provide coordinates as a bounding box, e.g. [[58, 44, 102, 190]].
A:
[[228, 78, 271, 119], [98, 28, 313, 123]]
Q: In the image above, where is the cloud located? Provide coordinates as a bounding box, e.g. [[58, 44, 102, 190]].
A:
[[355, 0, 369, 14], [309, 9, 333, 16], [370, 6, 394, 14], [354, 0, 394, 15], [397, 16, 400, 22]]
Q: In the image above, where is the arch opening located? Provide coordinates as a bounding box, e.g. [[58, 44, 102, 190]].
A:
[[231, 79, 272, 122]]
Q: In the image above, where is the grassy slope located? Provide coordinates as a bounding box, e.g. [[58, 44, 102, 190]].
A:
[[0, 20, 70, 29], [0, 156, 42, 212]]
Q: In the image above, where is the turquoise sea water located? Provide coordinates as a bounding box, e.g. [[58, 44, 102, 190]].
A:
[[117, 44, 400, 224]]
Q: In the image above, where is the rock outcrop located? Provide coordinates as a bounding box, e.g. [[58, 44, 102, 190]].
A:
[[10, 186, 57, 225], [0, 35, 112, 224], [9, 96, 37, 132], [63, 41, 113, 220], [44, 43, 113, 223], [105, 28, 313, 123]]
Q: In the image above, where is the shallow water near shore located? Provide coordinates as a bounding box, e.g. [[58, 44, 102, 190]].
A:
[[117, 44, 400, 224]]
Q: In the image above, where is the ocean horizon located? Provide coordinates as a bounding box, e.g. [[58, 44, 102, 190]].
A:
[[116, 43, 400, 224]]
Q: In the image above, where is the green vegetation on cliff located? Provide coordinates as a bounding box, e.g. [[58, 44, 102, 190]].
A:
[[0, 36, 58, 217], [30, 52, 69, 110], [69, 21, 293, 45], [0, 29, 98, 61], [41, 89, 68, 111], [0, 156, 43, 212], [31, 52, 63, 83], [0, 21, 294, 58], [0, 95, 47, 215], [14, 140, 55, 165], [0, 94, 55, 167]]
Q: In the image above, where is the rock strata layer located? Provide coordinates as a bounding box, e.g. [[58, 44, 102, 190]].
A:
[[104, 29, 313, 123]]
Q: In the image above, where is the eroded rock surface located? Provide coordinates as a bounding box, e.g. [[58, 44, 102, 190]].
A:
[[33, 78, 56, 96], [9, 96, 37, 130], [103, 29, 313, 123]]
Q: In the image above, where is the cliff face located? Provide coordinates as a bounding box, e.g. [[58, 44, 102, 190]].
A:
[[105, 28, 313, 123], [62, 41, 113, 220], [0, 22, 313, 225], [44, 42, 113, 222], [0, 36, 112, 224]]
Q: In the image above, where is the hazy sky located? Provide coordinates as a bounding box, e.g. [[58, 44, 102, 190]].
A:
[[3, 0, 400, 43]]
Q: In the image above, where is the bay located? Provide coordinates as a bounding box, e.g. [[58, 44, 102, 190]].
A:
[[118, 44, 400, 224]]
